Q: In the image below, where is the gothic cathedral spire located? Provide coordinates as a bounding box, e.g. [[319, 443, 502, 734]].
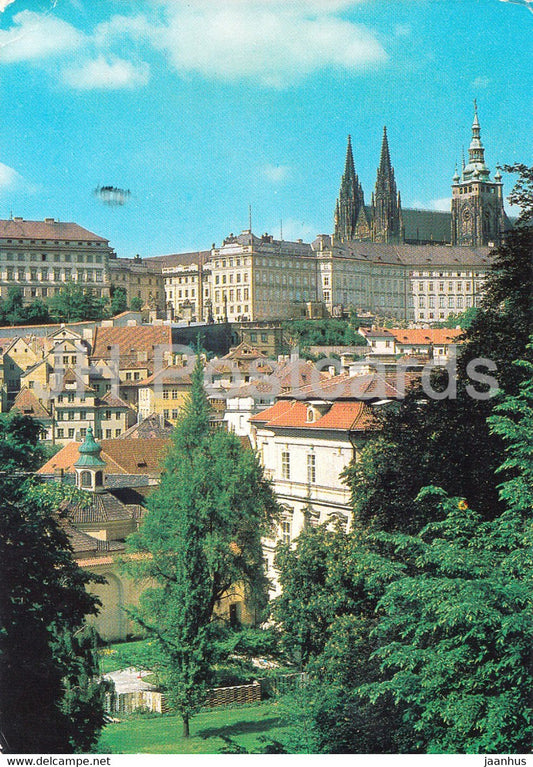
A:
[[333, 135, 366, 242], [371, 126, 404, 243]]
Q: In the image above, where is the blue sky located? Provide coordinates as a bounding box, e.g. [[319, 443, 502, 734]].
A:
[[0, 0, 531, 257]]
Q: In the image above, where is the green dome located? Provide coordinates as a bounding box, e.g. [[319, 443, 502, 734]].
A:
[[75, 427, 106, 468]]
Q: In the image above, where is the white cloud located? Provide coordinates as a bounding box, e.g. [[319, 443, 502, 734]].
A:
[[0, 0, 16, 13], [62, 55, 150, 90], [430, 198, 452, 212], [262, 164, 291, 183], [472, 76, 491, 89], [154, 2, 387, 87], [0, 10, 83, 63], [0, 162, 37, 194], [0, 162, 21, 188]]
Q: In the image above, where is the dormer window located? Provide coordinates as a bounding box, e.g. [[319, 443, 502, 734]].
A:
[[306, 406, 315, 423]]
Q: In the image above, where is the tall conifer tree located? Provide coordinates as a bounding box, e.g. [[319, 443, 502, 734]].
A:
[[125, 356, 279, 736]]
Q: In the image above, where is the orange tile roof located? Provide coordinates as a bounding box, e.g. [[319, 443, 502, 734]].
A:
[[389, 328, 464, 345], [250, 399, 375, 432], [91, 325, 172, 361], [38, 438, 170, 475], [0, 218, 108, 242]]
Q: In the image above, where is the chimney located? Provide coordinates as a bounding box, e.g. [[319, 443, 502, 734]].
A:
[[44, 218, 55, 224]]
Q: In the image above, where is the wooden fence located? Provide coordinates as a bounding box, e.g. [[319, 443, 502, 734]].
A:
[[104, 672, 308, 715]]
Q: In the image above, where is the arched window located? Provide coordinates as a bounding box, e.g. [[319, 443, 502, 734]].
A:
[[95, 470, 103, 486], [80, 471, 92, 488]]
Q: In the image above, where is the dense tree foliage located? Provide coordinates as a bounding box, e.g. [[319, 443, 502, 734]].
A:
[[108, 285, 128, 316], [0, 287, 51, 326], [433, 306, 478, 329], [125, 357, 279, 736], [47, 281, 108, 323], [0, 414, 107, 753], [283, 318, 366, 350], [362, 486, 532, 753]]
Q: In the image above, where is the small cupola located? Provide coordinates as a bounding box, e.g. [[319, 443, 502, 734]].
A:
[[74, 427, 106, 493]]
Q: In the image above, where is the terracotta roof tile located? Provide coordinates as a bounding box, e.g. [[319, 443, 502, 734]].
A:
[[38, 437, 169, 475], [250, 399, 375, 431], [389, 328, 465, 345], [91, 325, 172, 361], [12, 388, 52, 419]]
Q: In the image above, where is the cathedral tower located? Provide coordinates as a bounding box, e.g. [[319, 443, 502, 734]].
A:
[[451, 104, 506, 246], [333, 135, 369, 242], [371, 126, 404, 243]]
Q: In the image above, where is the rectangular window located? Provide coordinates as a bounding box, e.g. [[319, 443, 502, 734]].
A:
[[68, 428, 75, 438], [307, 453, 316, 484], [281, 451, 290, 480], [105, 429, 112, 438], [281, 519, 291, 545], [57, 428, 64, 438], [163, 390, 169, 399], [172, 409, 178, 419]]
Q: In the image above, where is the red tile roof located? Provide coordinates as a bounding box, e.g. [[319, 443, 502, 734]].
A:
[[12, 388, 52, 419], [250, 399, 375, 432], [0, 218, 108, 242], [389, 328, 464, 345]]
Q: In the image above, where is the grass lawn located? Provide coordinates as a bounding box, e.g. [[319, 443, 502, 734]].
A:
[[98, 702, 290, 754], [98, 640, 150, 674]]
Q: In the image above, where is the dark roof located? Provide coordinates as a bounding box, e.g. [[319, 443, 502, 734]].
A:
[[330, 240, 493, 267], [144, 250, 212, 270], [120, 413, 174, 439], [0, 218, 108, 243], [401, 208, 452, 244]]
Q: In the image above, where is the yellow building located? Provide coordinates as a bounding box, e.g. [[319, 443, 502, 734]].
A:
[[137, 367, 193, 424]]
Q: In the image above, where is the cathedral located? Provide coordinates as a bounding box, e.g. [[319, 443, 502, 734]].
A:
[[333, 106, 509, 248]]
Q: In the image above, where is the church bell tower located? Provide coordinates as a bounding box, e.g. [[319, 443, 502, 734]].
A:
[[451, 104, 506, 246]]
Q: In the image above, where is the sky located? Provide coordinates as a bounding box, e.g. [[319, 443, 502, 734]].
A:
[[0, 0, 531, 258]]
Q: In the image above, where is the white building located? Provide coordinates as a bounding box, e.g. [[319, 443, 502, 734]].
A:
[[250, 372, 403, 593]]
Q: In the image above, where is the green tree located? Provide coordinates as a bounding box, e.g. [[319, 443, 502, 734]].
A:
[[361, 486, 532, 753], [48, 281, 107, 323], [124, 357, 279, 736], [108, 285, 128, 316], [0, 413, 107, 753], [130, 296, 143, 312], [433, 306, 478, 329]]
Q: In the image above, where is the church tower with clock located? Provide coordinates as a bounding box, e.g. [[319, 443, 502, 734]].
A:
[[451, 104, 507, 247]]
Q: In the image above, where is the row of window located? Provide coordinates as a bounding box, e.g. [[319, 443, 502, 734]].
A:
[[56, 427, 121, 439], [419, 296, 473, 309], [56, 409, 121, 420], [1, 268, 104, 282], [418, 281, 475, 292], [281, 451, 316, 483], [214, 288, 250, 302], [0, 252, 103, 263], [162, 409, 180, 419], [214, 272, 249, 285]]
